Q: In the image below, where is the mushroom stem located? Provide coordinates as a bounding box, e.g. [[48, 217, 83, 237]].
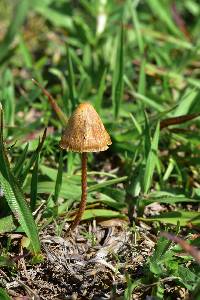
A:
[[67, 152, 87, 233]]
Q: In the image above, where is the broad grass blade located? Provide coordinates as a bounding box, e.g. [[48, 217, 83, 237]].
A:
[[68, 209, 125, 221], [0, 108, 40, 254], [139, 210, 200, 226]]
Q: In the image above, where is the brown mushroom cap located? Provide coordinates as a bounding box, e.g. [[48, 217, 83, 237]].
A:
[[59, 102, 112, 152]]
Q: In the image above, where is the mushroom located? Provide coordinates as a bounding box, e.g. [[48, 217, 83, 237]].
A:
[[60, 102, 112, 233]]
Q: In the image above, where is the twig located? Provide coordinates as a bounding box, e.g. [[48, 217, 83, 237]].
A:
[[160, 232, 200, 264]]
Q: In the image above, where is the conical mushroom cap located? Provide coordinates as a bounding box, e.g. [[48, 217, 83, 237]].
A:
[[60, 103, 112, 152]]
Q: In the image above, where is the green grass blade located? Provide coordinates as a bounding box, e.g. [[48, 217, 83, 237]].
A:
[[125, 77, 164, 111], [129, 0, 144, 54], [66, 48, 78, 111], [54, 150, 63, 204], [0, 288, 11, 300], [68, 209, 126, 221], [88, 176, 127, 192], [34, 3, 73, 30], [132, 91, 164, 112], [0, 108, 40, 254], [138, 57, 146, 95], [25, 181, 81, 200], [143, 111, 151, 160], [24, 176, 127, 200], [0, 173, 40, 254], [130, 113, 142, 135], [30, 154, 39, 211], [49, 67, 69, 115], [146, 0, 181, 36], [1, 70, 15, 126], [143, 122, 160, 194], [173, 88, 199, 116], [94, 68, 107, 113], [0, 215, 16, 234], [138, 210, 200, 226], [0, 0, 29, 63], [13, 143, 29, 177], [112, 24, 124, 119], [32, 79, 68, 126], [21, 129, 46, 184], [19, 34, 33, 68]]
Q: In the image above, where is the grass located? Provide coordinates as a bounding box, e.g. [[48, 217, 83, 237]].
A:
[[0, 0, 200, 299]]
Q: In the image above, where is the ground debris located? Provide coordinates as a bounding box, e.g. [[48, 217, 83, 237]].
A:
[[1, 222, 155, 299]]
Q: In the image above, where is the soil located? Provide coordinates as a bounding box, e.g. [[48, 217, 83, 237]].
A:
[[1, 220, 156, 299]]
